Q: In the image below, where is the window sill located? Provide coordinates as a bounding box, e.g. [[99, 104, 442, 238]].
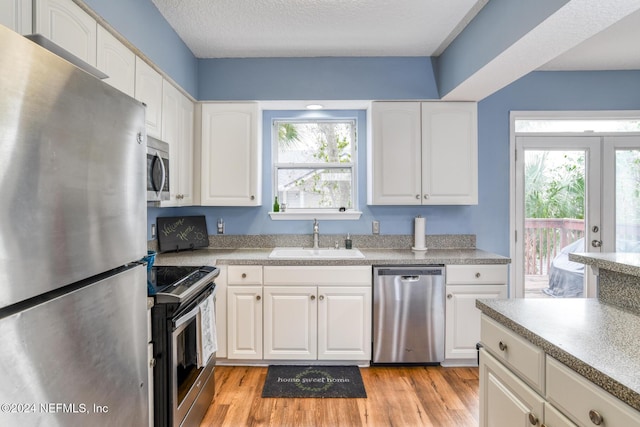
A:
[[269, 210, 362, 221]]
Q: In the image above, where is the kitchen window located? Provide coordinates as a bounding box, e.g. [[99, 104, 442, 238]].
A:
[[271, 117, 361, 220]]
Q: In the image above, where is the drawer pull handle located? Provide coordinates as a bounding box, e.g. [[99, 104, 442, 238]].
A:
[[475, 272, 481, 278], [498, 341, 507, 351], [242, 273, 247, 278], [528, 413, 538, 425], [589, 410, 603, 425]]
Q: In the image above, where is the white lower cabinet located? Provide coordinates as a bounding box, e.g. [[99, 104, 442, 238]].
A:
[[480, 314, 640, 427], [480, 348, 545, 427], [226, 266, 263, 359], [444, 265, 507, 365], [262, 265, 372, 362]]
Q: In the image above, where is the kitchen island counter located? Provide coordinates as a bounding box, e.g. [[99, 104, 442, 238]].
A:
[[477, 297, 640, 411]]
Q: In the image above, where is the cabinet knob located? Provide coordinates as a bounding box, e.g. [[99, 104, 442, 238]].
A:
[[310, 295, 316, 301], [241, 273, 247, 278], [250, 195, 255, 200], [475, 272, 481, 278], [447, 294, 453, 299], [415, 194, 420, 200], [527, 413, 538, 425], [589, 410, 603, 425], [423, 194, 429, 199], [498, 341, 507, 351], [319, 295, 324, 301], [256, 295, 261, 301]]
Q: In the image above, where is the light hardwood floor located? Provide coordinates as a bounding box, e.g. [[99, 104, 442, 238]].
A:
[[200, 365, 479, 427]]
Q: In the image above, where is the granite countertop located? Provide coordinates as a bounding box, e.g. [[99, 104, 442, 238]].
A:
[[154, 247, 510, 267], [477, 298, 640, 411], [570, 252, 640, 277]]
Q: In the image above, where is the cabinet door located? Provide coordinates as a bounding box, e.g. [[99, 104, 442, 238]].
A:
[[134, 57, 163, 139], [96, 26, 135, 97], [200, 103, 261, 206], [445, 284, 507, 363], [227, 286, 262, 359], [369, 102, 422, 205], [317, 286, 372, 360], [161, 80, 180, 206], [480, 348, 545, 427], [0, 0, 32, 34], [177, 94, 195, 205], [263, 286, 316, 360], [421, 102, 478, 204], [35, 0, 97, 66]]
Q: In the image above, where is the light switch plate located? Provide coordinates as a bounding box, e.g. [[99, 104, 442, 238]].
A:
[[372, 220, 380, 235], [151, 224, 156, 239]]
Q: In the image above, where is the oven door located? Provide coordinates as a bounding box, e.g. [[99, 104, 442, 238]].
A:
[[170, 287, 216, 427]]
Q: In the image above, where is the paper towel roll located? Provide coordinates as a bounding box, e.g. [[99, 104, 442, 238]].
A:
[[413, 216, 426, 250]]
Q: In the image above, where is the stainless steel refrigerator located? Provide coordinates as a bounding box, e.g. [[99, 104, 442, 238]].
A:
[[0, 25, 149, 426]]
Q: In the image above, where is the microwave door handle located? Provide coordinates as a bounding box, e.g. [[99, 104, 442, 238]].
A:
[[156, 151, 166, 195]]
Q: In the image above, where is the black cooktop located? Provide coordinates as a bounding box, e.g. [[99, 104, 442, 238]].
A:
[[148, 265, 219, 305]]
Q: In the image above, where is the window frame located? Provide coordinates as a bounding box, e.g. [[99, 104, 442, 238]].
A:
[[269, 114, 362, 220]]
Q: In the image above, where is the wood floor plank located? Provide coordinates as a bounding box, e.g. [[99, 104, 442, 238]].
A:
[[200, 365, 479, 427]]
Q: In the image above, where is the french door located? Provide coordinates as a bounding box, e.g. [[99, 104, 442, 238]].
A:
[[515, 136, 600, 298], [514, 135, 640, 298]]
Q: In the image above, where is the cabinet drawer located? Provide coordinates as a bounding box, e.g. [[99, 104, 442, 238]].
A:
[[227, 265, 263, 284], [481, 315, 545, 393], [263, 266, 370, 285], [547, 356, 640, 427], [446, 265, 507, 285]]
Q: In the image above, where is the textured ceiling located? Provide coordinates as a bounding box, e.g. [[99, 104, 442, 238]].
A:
[[150, 0, 484, 58]]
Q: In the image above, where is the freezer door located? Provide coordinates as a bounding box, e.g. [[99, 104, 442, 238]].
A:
[[0, 264, 148, 427], [373, 267, 446, 364], [0, 25, 146, 308]]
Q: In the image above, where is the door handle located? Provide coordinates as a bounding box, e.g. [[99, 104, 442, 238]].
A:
[[591, 239, 602, 248]]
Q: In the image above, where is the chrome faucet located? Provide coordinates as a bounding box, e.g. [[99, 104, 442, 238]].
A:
[[312, 219, 320, 249]]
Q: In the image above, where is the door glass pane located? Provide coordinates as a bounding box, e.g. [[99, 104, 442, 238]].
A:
[[524, 150, 586, 298], [615, 150, 640, 252]]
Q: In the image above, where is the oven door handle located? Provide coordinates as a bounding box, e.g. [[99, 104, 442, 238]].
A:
[[174, 305, 200, 329]]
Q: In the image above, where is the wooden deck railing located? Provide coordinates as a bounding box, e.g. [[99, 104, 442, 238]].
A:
[[524, 218, 584, 275]]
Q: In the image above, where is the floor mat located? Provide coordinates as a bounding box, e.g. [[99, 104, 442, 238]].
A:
[[261, 365, 367, 398]]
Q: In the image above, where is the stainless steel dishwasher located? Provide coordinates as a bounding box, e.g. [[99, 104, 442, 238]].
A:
[[372, 266, 445, 364]]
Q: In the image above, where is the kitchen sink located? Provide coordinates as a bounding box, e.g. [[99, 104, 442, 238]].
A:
[[268, 247, 365, 259]]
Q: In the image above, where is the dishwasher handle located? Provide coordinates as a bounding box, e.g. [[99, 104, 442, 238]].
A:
[[400, 275, 420, 282], [375, 267, 444, 276]]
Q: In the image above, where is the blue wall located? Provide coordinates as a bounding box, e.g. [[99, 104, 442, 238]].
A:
[[149, 70, 640, 257], [84, 0, 198, 97], [197, 57, 439, 100]]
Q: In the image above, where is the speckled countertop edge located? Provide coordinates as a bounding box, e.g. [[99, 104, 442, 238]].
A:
[[569, 252, 640, 277], [477, 298, 640, 411], [153, 247, 510, 266]]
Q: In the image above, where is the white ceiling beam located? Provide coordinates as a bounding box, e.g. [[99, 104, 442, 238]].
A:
[[442, 0, 640, 101]]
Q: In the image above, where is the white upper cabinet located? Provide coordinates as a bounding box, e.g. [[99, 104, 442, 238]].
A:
[[135, 57, 163, 139], [0, 0, 32, 34], [369, 102, 423, 205], [421, 102, 478, 204], [161, 80, 194, 206], [369, 101, 478, 205], [34, 0, 97, 66], [96, 26, 135, 97], [199, 103, 262, 206]]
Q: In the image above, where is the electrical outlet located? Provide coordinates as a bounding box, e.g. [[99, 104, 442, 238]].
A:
[[372, 220, 380, 235], [151, 224, 156, 239]]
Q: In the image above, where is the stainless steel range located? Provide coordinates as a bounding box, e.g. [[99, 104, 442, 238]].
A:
[[149, 265, 219, 427]]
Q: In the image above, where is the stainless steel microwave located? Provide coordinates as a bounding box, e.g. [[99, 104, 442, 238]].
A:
[[147, 136, 170, 202]]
